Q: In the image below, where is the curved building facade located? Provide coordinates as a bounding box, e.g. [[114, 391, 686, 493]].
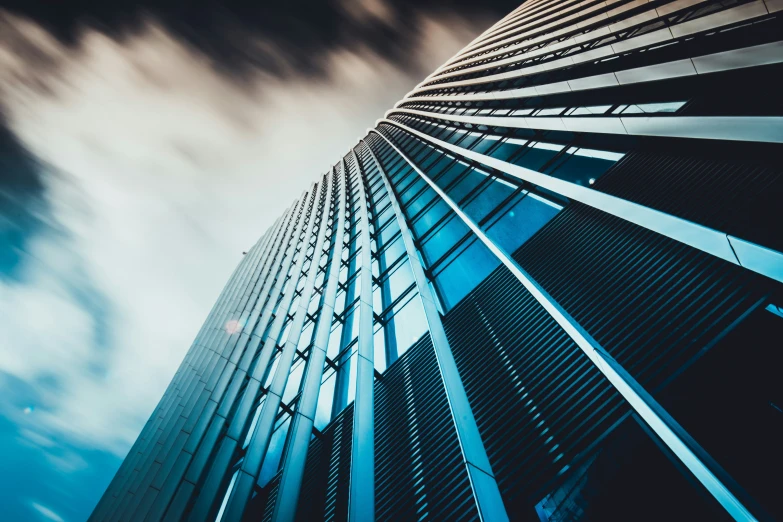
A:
[[91, 0, 783, 520]]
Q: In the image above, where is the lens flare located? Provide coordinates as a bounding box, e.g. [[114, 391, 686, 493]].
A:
[[225, 319, 242, 334]]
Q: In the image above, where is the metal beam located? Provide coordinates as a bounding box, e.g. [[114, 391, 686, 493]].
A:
[[372, 126, 757, 522], [358, 138, 509, 522]]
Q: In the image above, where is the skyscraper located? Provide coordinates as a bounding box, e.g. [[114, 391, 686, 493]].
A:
[[91, 0, 783, 520]]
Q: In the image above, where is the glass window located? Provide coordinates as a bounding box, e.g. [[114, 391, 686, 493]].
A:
[[470, 135, 500, 155], [619, 101, 686, 114], [297, 320, 315, 352], [433, 161, 470, 189], [490, 138, 529, 162], [379, 235, 406, 269], [434, 238, 501, 310], [386, 294, 429, 358], [215, 470, 239, 522], [399, 177, 427, 206], [315, 370, 336, 431], [509, 141, 564, 172], [421, 215, 470, 264], [486, 193, 561, 254], [405, 186, 438, 217], [374, 327, 387, 373], [545, 147, 624, 186], [276, 319, 293, 346], [258, 415, 291, 487], [242, 395, 267, 449], [463, 177, 517, 223], [413, 198, 449, 237], [568, 105, 612, 116], [384, 260, 415, 303], [378, 218, 401, 246], [264, 355, 281, 388], [282, 358, 306, 404], [444, 168, 486, 203]]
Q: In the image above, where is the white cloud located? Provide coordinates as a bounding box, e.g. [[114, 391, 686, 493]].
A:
[[0, 9, 485, 460]]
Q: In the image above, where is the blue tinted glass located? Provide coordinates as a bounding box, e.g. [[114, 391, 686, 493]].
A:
[[510, 143, 563, 171], [426, 155, 457, 178], [487, 194, 560, 253], [399, 177, 427, 206], [421, 216, 470, 263], [413, 199, 449, 237], [545, 148, 624, 186], [445, 169, 486, 203], [388, 294, 429, 358], [405, 186, 438, 217], [379, 235, 405, 267], [378, 218, 401, 245], [463, 178, 516, 223], [282, 358, 306, 404], [384, 260, 414, 302], [434, 161, 469, 188], [374, 202, 393, 226], [470, 136, 499, 154], [435, 238, 501, 309], [314, 370, 336, 430], [258, 415, 291, 486], [327, 322, 343, 358]]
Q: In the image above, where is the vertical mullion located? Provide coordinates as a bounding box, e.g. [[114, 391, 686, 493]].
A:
[[271, 167, 348, 522], [360, 138, 510, 522], [224, 177, 331, 521], [348, 152, 376, 522]]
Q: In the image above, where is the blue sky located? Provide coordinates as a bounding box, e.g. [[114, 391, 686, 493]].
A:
[[0, 2, 512, 519]]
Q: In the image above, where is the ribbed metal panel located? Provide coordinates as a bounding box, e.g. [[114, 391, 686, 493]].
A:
[[243, 471, 281, 522], [294, 403, 353, 522], [514, 202, 766, 393], [443, 195, 766, 518], [374, 334, 478, 522], [594, 143, 783, 253], [444, 265, 627, 519]]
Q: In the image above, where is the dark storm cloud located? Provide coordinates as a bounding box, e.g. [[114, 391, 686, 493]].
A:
[[1, 0, 519, 78]]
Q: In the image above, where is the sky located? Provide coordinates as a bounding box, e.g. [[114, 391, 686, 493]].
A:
[[0, 0, 519, 520]]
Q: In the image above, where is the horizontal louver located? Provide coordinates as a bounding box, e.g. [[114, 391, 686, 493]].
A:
[[374, 335, 478, 521]]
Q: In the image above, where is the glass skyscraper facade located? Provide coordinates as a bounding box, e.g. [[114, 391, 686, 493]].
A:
[[92, 0, 783, 520]]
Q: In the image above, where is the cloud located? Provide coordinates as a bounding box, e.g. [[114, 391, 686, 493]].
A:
[[30, 501, 66, 522], [0, 5, 488, 468]]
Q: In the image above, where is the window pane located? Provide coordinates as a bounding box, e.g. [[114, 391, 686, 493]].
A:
[[384, 260, 414, 303], [443, 168, 485, 203], [413, 198, 449, 237], [435, 239, 501, 310], [315, 371, 336, 431], [463, 177, 516, 223], [510, 142, 564, 171], [421, 215, 470, 264], [258, 415, 291, 487], [486, 193, 561, 254], [282, 358, 306, 404], [545, 148, 623, 186], [387, 294, 429, 358]]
